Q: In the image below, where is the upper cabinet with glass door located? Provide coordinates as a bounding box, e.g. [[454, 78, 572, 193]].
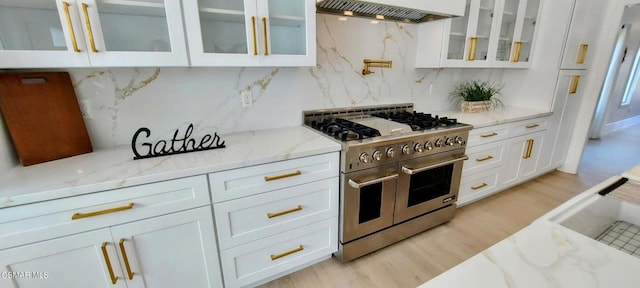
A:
[[416, 0, 543, 68], [0, 0, 188, 68], [183, 0, 316, 67], [493, 0, 542, 68]]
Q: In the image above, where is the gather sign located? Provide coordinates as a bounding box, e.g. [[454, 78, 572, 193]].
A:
[[131, 124, 226, 160]]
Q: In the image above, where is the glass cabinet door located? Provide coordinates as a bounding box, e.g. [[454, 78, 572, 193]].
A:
[[496, 0, 520, 62], [475, 0, 496, 61], [518, 0, 540, 63], [0, 0, 89, 67], [446, 0, 471, 61], [266, 0, 306, 56], [196, 0, 251, 55], [78, 0, 188, 66]]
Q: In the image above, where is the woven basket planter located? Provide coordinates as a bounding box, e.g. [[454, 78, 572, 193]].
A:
[[461, 100, 493, 113]]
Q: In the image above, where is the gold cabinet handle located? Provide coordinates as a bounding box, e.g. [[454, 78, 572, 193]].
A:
[[251, 16, 258, 55], [72, 203, 134, 220], [511, 41, 522, 62], [270, 245, 304, 261], [81, 3, 98, 53], [480, 132, 498, 138], [523, 139, 534, 159], [471, 183, 488, 190], [101, 242, 119, 284], [569, 75, 580, 94], [62, 2, 80, 52], [525, 124, 539, 129], [262, 17, 269, 55], [264, 170, 302, 182], [119, 239, 135, 280], [467, 37, 477, 61], [576, 44, 588, 64], [267, 205, 303, 219], [476, 155, 494, 162], [528, 139, 535, 158]]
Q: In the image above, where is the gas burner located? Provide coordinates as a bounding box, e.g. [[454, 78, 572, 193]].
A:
[[312, 118, 381, 141], [371, 111, 458, 131]]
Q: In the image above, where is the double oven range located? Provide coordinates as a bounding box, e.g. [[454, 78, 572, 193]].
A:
[[304, 104, 472, 262]]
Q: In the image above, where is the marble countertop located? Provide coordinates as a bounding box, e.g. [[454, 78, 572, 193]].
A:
[[623, 165, 640, 182], [0, 126, 341, 208], [439, 106, 552, 128], [418, 176, 640, 288]]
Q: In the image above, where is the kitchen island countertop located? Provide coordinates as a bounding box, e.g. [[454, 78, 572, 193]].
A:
[[418, 176, 640, 288], [0, 126, 341, 208]]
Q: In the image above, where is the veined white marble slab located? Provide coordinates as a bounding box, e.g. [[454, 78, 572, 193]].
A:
[[419, 220, 640, 288], [439, 106, 552, 128], [0, 126, 340, 208], [419, 175, 640, 288]]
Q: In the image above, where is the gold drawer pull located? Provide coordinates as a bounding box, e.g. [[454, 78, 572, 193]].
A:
[[525, 124, 539, 129], [251, 16, 258, 55], [101, 242, 119, 284], [264, 170, 302, 182], [480, 132, 498, 138], [119, 239, 135, 280], [262, 17, 269, 55], [569, 75, 580, 94], [476, 156, 494, 162], [72, 203, 134, 220], [267, 205, 303, 219], [270, 245, 304, 261], [471, 183, 488, 190], [81, 3, 98, 53], [576, 44, 588, 64], [467, 36, 477, 61]]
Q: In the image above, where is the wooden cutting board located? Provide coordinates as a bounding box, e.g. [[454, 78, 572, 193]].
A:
[[0, 72, 92, 166]]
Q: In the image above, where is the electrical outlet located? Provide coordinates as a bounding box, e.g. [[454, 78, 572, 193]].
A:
[[241, 90, 253, 107], [79, 99, 93, 119]]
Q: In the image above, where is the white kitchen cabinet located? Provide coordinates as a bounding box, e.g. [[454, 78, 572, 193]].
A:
[[0, 176, 223, 288], [210, 152, 339, 288], [542, 70, 587, 170], [0, 0, 188, 68], [0, 228, 125, 288], [416, 0, 543, 68], [183, 0, 316, 67], [560, 0, 604, 70], [502, 130, 545, 186]]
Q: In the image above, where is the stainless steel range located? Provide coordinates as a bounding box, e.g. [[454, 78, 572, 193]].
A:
[[303, 103, 473, 262]]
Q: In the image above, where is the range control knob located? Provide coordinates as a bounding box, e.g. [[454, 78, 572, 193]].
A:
[[401, 144, 412, 155], [424, 141, 434, 150], [445, 137, 454, 146], [372, 150, 382, 161], [454, 136, 465, 145], [434, 139, 444, 147], [386, 147, 396, 158], [414, 143, 424, 153], [359, 152, 371, 163]]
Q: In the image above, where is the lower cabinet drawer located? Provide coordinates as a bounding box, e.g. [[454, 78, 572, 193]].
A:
[[458, 167, 502, 206], [214, 178, 339, 249], [219, 217, 337, 288], [463, 140, 506, 176]]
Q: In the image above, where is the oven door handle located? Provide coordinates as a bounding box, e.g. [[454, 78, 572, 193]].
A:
[[401, 155, 469, 175], [348, 174, 399, 189]]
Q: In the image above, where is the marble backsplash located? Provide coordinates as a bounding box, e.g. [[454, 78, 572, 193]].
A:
[[0, 14, 503, 169]]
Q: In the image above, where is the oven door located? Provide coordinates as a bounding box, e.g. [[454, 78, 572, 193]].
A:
[[394, 151, 467, 223], [341, 164, 398, 243]]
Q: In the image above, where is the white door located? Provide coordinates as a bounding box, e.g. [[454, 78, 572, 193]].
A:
[[493, 0, 541, 67], [518, 131, 545, 180], [0, 228, 126, 288], [549, 70, 587, 168], [109, 207, 223, 288], [561, 0, 604, 69], [501, 135, 526, 187], [0, 0, 90, 68], [75, 0, 188, 67]]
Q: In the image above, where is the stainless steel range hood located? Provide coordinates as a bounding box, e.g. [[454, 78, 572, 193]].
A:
[[316, 0, 465, 23]]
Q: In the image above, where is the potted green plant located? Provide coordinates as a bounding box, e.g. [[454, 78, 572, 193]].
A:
[[449, 80, 504, 112]]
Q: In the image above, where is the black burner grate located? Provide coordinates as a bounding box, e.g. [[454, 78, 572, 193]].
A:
[[371, 111, 458, 131], [311, 118, 382, 141]]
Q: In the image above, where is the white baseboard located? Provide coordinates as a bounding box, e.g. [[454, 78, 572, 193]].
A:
[[602, 115, 640, 136]]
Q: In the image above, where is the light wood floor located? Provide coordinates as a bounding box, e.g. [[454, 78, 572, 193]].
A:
[[263, 124, 640, 288]]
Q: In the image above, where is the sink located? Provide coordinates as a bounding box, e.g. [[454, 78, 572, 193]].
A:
[[548, 177, 640, 258]]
